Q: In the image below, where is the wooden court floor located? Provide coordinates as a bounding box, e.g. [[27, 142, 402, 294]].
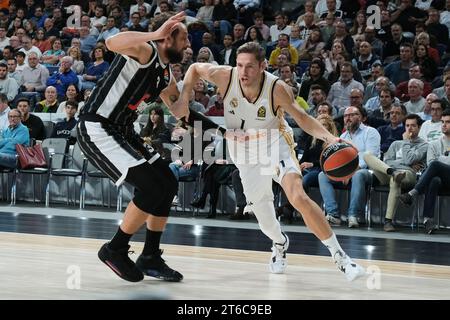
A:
[[1, 232, 450, 300]]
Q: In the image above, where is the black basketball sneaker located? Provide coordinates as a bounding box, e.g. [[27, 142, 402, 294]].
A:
[[136, 249, 183, 282], [98, 243, 144, 282]]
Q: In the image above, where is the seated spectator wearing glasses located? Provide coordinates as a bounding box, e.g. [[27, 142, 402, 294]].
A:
[[419, 99, 445, 143], [327, 62, 364, 116], [0, 109, 30, 169], [318, 106, 380, 228], [16, 52, 49, 106], [46, 56, 79, 101]]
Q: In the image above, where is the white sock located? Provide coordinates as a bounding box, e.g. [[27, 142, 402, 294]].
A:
[[321, 233, 346, 260]]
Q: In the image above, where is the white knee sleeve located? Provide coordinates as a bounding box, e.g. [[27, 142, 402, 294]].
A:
[[251, 201, 285, 244]]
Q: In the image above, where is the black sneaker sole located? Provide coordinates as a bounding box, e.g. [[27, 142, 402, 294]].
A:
[[139, 268, 183, 282]]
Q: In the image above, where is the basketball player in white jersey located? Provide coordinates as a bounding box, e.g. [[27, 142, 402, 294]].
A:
[[172, 42, 365, 281]]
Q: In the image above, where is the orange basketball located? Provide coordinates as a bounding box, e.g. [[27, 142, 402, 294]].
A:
[[320, 142, 359, 181]]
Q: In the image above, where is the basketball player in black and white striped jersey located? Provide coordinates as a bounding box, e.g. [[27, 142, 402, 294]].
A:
[[77, 12, 190, 283]]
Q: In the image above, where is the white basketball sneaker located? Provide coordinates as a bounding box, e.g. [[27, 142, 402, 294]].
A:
[[269, 233, 289, 274], [333, 250, 366, 281]]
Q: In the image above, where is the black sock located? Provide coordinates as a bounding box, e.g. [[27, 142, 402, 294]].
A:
[[142, 229, 163, 256], [109, 227, 132, 251], [385, 218, 392, 223]]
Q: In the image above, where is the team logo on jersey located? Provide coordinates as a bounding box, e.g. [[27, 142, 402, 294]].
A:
[[230, 98, 238, 108], [257, 106, 266, 118]]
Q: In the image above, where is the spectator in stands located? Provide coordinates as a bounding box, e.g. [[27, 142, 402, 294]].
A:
[[43, 17, 60, 39], [90, 4, 107, 32], [129, 0, 152, 20], [400, 109, 450, 234], [229, 167, 251, 220], [390, 0, 427, 34], [231, 23, 246, 49], [0, 24, 9, 51], [349, 10, 366, 41], [414, 31, 440, 65], [369, 87, 397, 123], [307, 85, 329, 116], [140, 106, 172, 159], [383, 23, 410, 63], [419, 99, 445, 142], [296, 1, 319, 27], [205, 91, 224, 116], [0, 62, 18, 102], [365, 113, 427, 232], [414, 44, 438, 82], [79, 26, 97, 56], [245, 10, 269, 41], [56, 84, 84, 114], [0, 93, 10, 131], [19, 35, 42, 65], [441, 0, 450, 34], [15, 52, 26, 73], [396, 64, 433, 103], [377, 104, 407, 154], [404, 79, 426, 114], [319, 13, 335, 43], [299, 58, 330, 100], [127, 12, 145, 32], [40, 38, 65, 67], [269, 11, 291, 43], [181, 47, 194, 71], [351, 41, 381, 82], [218, 34, 237, 66], [319, 106, 380, 228], [324, 20, 354, 55], [34, 86, 58, 113], [50, 100, 78, 144], [425, 7, 449, 47], [365, 77, 396, 112], [245, 26, 267, 51], [269, 33, 298, 67], [46, 56, 79, 101], [7, 58, 21, 85], [315, 0, 341, 18], [363, 26, 384, 59], [234, 0, 260, 29], [0, 45, 14, 64], [385, 43, 415, 86], [323, 40, 349, 76], [78, 45, 109, 90], [17, 97, 45, 141], [327, 62, 364, 115], [17, 52, 49, 106], [32, 27, 51, 54], [297, 28, 324, 61], [0, 108, 30, 168], [193, 79, 210, 110], [97, 16, 119, 42], [201, 32, 221, 62], [67, 46, 85, 75], [418, 93, 439, 121]]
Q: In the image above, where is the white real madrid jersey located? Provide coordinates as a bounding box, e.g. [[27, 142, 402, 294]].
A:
[[222, 68, 296, 166]]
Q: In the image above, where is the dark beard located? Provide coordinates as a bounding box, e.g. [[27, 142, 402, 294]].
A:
[[166, 47, 183, 63]]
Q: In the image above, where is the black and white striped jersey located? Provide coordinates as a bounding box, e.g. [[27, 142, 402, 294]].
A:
[[80, 41, 171, 126]]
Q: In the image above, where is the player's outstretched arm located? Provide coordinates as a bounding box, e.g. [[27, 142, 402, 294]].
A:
[[275, 81, 339, 146], [105, 12, 185, 64], [171, 62, 231, 120]]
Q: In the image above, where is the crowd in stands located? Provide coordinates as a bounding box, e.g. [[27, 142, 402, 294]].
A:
[[1, 0, 450, 234]]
